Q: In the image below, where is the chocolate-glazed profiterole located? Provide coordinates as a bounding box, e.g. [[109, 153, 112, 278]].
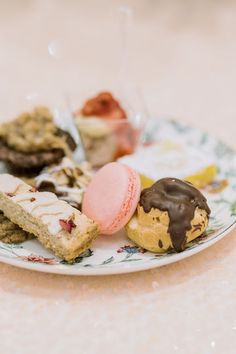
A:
[[139, 178, 211, 251], [125, 177, 211, 253]]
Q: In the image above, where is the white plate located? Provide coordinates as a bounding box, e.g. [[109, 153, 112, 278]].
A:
[[0, 118, 235, 275]]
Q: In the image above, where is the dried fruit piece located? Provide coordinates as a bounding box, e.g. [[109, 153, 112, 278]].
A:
[[59, 218, 76, 233], [80, 92, 127, 120]]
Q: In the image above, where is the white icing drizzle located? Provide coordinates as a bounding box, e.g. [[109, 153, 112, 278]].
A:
[[14, 193, 58, 216], [32, 200, 73, 218], [35, 157, 92, 208], [1, 174, 79, 235], [35, 175, 55, 186], [41, 215, 63, 235], [0, 174, 22, 194], [36, 173, 85, 206]]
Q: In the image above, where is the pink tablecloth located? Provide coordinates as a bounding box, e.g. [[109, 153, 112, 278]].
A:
[[0, 1, 235, 353]]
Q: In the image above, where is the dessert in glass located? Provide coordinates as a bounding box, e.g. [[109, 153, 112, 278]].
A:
[[74, 91, 147, 167]]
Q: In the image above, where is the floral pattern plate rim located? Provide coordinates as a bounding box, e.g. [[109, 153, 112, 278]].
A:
[[0, 118, 235, 276]]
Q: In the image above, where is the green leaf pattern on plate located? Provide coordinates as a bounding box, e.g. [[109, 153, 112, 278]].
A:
[[0, 119, 235, 270]]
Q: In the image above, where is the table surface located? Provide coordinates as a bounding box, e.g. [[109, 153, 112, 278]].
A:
[[0, 1, 236, 353]]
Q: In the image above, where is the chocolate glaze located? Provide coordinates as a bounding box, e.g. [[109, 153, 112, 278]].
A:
[[140, 178, 211, 252]]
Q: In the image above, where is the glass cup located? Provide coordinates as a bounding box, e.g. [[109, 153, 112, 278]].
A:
[[74, 86, 149, 167]]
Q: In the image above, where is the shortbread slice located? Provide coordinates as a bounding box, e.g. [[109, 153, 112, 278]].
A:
[[0, 174, 99, 261]]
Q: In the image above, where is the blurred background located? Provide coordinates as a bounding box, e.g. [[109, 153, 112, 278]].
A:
[[0, 0, 235, 146]]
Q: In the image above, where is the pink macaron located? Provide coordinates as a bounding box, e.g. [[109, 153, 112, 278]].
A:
[[82, 162, 141, 234]]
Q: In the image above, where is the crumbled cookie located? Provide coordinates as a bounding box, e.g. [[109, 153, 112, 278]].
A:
[[0, 212, 34, 243], [0, 107, 76, 173]]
